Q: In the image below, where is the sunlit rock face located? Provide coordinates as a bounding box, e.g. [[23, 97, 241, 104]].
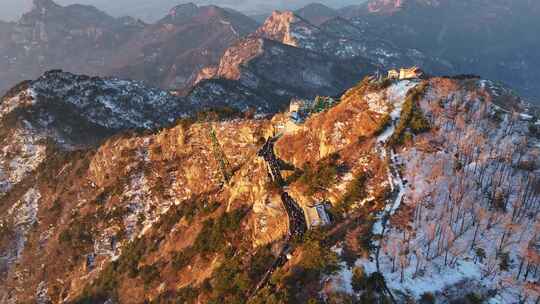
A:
[[1, 67, 540, 303]]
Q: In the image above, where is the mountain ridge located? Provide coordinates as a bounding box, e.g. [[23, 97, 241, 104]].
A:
[[347, 0, 540, 101], [1, 69, 539, 303], [0, 0, 259, 97], [2, 0, 539, 103], [0, 1, 539, 303], [294, 2, 338, 25]]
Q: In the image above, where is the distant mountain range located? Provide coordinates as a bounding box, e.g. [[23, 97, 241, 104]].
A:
[[0, 0, 367, 22], [347, 0, 540, 101], [0, 0, 443, 112]]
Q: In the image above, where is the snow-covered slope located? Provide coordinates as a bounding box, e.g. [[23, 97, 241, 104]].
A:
[[0, 70, 193, 199], [193, 37, 378, 113], [324, 77, 540, 303], [1, 69, 539, 303], [1, 71, 190, 146]]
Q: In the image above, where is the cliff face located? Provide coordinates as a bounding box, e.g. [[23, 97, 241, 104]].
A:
[[255, 11, 319, 49], [1, 70, 539, 303], [193, 37, 378, 113], [0, 105, 274, 303]]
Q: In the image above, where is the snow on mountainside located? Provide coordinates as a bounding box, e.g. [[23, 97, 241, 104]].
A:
[[1, 62, 369, 200], [253, 11, 453, 74], [0, 70, 539, 303], [346, 0, 540, 103], [323, 77, 540, 303], [0, 4, 539, 303], [367, 0, 408, 14], [0, 70, 194, 199], [274, 75, 538, 303], [193, 37, 378, 112]]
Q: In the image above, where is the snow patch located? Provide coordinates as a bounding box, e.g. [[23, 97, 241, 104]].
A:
[[0, 128, 47, 196], [0, 188, 41, 273]]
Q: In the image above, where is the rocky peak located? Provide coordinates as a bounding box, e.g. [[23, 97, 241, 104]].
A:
[[20, 0, 62, 23], [198, 5, 258, 33], [210, 37, 265, 80], [159, 3, 257, 35], [19, 0, 117, 29], [299, 2, 335, 11], [162, 3, 229, 24], [255, 10, 320, 48]]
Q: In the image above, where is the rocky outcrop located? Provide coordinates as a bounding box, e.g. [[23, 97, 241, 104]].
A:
[[255, 11, 321, 49], [203, 38, 265, 81]]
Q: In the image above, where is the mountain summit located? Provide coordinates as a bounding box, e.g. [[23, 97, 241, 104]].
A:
[[294, 2, 338, 25], [255, 11, 321, 49], [1, 68, 539, 303]]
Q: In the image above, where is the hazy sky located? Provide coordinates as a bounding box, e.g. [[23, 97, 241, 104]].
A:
[[0, 0, 365, 22]]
